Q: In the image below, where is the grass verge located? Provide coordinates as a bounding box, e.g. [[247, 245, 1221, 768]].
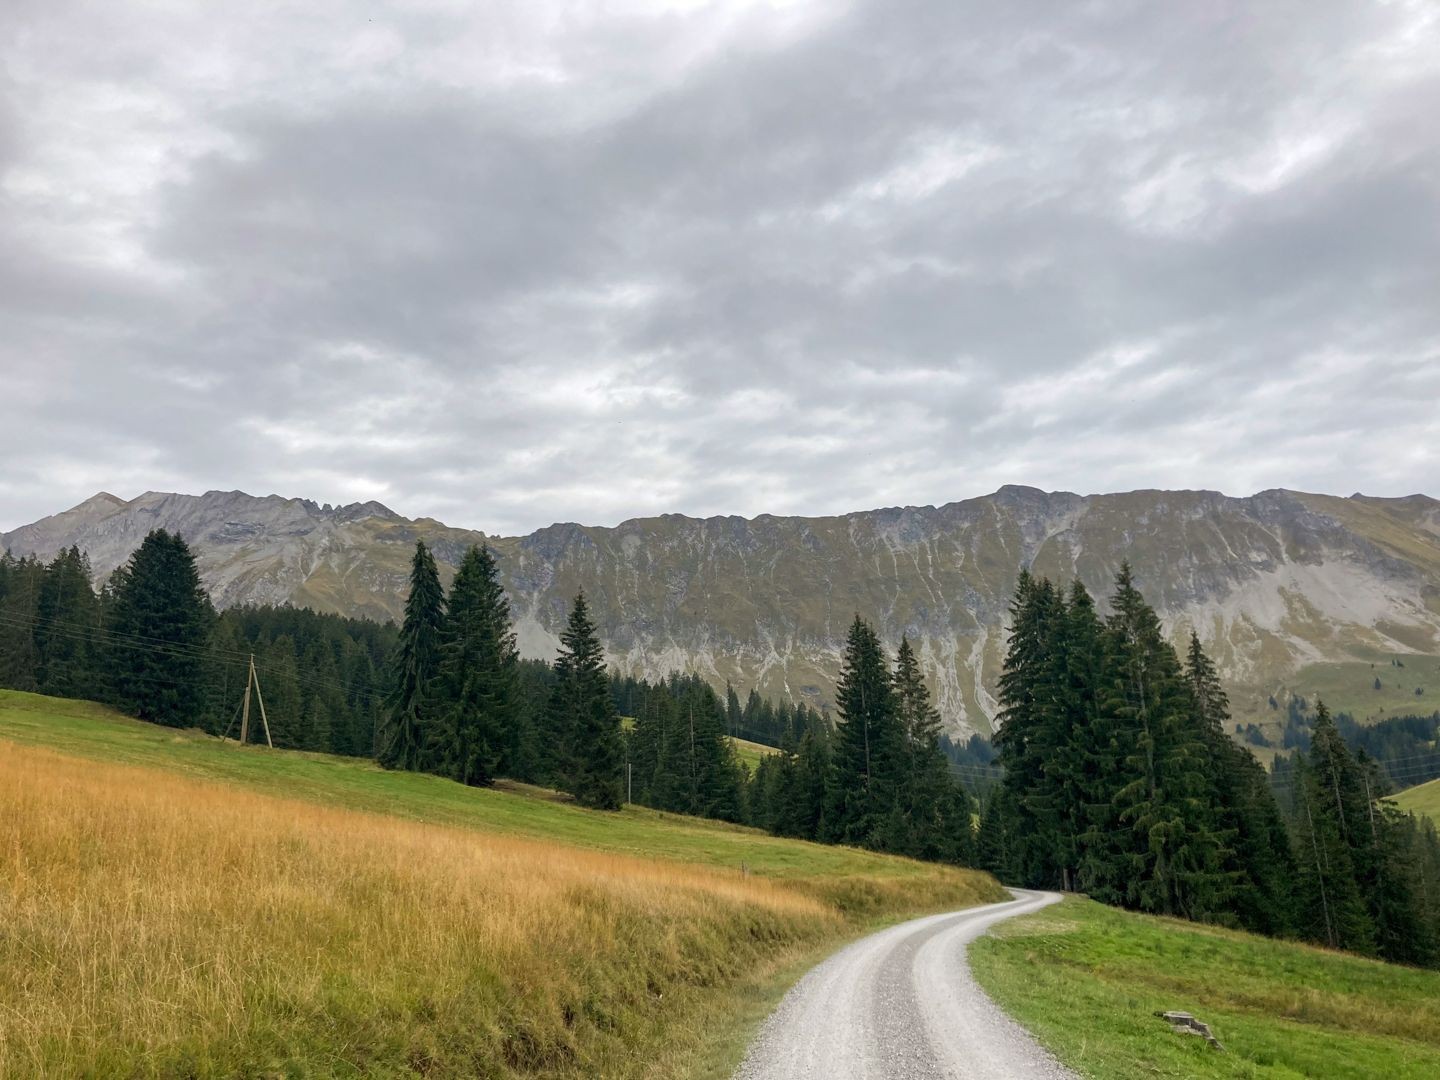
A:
[[0, 690, 1002, 1076], [970, 896, 1440, 1079]]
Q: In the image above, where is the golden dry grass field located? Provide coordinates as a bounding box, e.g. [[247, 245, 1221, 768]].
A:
[[0, 691, 1002, 1077]]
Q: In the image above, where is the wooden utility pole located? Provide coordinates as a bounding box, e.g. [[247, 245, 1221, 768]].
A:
[[240, 655, 253, 744], [237, 654, 274, 748]]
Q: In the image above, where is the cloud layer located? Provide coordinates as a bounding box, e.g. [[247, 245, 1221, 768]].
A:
[[3, 0, 1438, 535]]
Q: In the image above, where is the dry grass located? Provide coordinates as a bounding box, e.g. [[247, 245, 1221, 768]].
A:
[[1, 742, 840, 1078]]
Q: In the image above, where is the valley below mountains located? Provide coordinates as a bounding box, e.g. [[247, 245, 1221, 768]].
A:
[[5, 486, 1439, 735]]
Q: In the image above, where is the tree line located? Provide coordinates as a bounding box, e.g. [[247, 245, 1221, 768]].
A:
[[373, 539, 978, 862], [983, 566, 1440, 967], [0, 538, 393, 752]]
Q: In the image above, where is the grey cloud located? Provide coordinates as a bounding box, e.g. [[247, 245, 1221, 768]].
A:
[[1, 0, 1437, 535]]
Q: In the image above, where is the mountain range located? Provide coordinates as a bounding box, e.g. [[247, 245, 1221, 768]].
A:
[[5, 486, 1439, 736]]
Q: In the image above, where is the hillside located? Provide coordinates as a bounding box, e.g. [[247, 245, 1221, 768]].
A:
[[971, 897, 1440, 1078], [1394, 779, 1440, 825], [5, 486, 1440, 734], [0, 690, 1001, 1077]]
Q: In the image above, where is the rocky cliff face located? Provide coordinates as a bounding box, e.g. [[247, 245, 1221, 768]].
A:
[[6, 487, 1439, 735]]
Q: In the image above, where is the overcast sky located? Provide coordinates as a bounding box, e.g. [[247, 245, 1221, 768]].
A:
[[2, 0, 1437, 536]]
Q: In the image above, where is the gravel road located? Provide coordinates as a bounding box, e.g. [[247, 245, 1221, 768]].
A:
[[734, 889, 1074, 1080]]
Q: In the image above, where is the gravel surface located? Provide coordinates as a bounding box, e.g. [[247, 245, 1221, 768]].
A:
[[734, 889, 1074, 1079]]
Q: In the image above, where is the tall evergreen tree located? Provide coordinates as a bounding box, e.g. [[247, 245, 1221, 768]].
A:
[[35, 546, 99, 699], [1097, 564, 1225, 919], [830, 616, 902, 847], [1184, 631, 1294, 935], [378, 540, 445, 771], [893, 636, 958, 859], [994, 572, 1069, 886], [1294, 703, 1376, 953], [107, 530, 213, 726], [546, 592, 624, 809], [435, 545, 518, 786], [0, 553, 46, 691]]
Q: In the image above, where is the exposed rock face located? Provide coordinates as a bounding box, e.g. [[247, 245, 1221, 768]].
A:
[[5, 487, 1439, 735]]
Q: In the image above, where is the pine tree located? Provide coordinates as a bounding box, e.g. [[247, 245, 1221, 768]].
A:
[[1184, 631, 1294, 934], [35, 546, 99, 699], [260, 634, 304, 747], [893, 636, 957, 859], [378, 540, 445, 771], [0, 554, 45, 692], [830, 616, 902, 848], [994, 573, 1069, 887], [627, 680, 672, 805], [1294, 703, 1376, 953], [1054, 579, 1103, 893], [107, 530, 213, 726], [784, 726, 832, 841], [435, 545, 517, 786], [546, 592, 624, 809], [1096, 565, 1223, 919]]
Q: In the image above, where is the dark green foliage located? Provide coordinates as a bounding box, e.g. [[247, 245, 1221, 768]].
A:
[[434, 546, 518, 787], [893, 636, 971, 860], [546, 592, 624, 809], [994, 574, 1097, 893], [0, 553, 43, 691], [1097, 566, 1227, 920], [211, 606, 395, 754], [830, 616, 904, 847], [1293, 704, 1379, 954], [107, 530, 213, 727], [627, 674, 745, 821], [981, 566, 1431, 956], [34, 547, 100, 699], [1185, 632, 1295, 936], [378, 541, 445, 772]]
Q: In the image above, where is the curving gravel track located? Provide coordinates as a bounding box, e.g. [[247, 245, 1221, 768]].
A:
[[734, 889, 1074, 1080]]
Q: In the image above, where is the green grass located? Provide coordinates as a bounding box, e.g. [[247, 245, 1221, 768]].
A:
[[1282, 655, 1440, 725], [971, 896, 1440, 1079], [1393, 778, 1440, 825], [730, 735, 780, 772], [0, 689, 997, 919]]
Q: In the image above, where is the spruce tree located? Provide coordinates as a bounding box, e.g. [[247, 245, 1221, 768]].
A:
[[1183, 631, 1294, 935], [994, 573, 1069, 887], [1055, 580, 1103, 892], [1096, 565, 1223, 919], [830, 615, 902, 848], [784, 726, 832, 841], [1294, 703, 1376, 953], [546, 592, 624, 809], [108, 530, 213, 726], [35, 546, 99, 698], [378, 540, 445, 771], [435, 545, 517, 786], [893, 636, 956, 859], [0, 552, 43, 692]]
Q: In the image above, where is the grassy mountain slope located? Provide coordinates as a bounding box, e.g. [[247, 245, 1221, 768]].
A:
[[970, 897, 1440, 1079], [5, 486, 1439, 733], [0, 690, 1001, 1077], [1393, 778, 1440, 825]]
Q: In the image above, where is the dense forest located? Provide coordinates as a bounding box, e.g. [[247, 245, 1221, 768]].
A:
[[0, 540, 394, 756], [5, 532, 1440, 967], [982, 567, 1440, 967]]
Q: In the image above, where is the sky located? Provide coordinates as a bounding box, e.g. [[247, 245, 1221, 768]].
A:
[[2, 0, 1438, 537]]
